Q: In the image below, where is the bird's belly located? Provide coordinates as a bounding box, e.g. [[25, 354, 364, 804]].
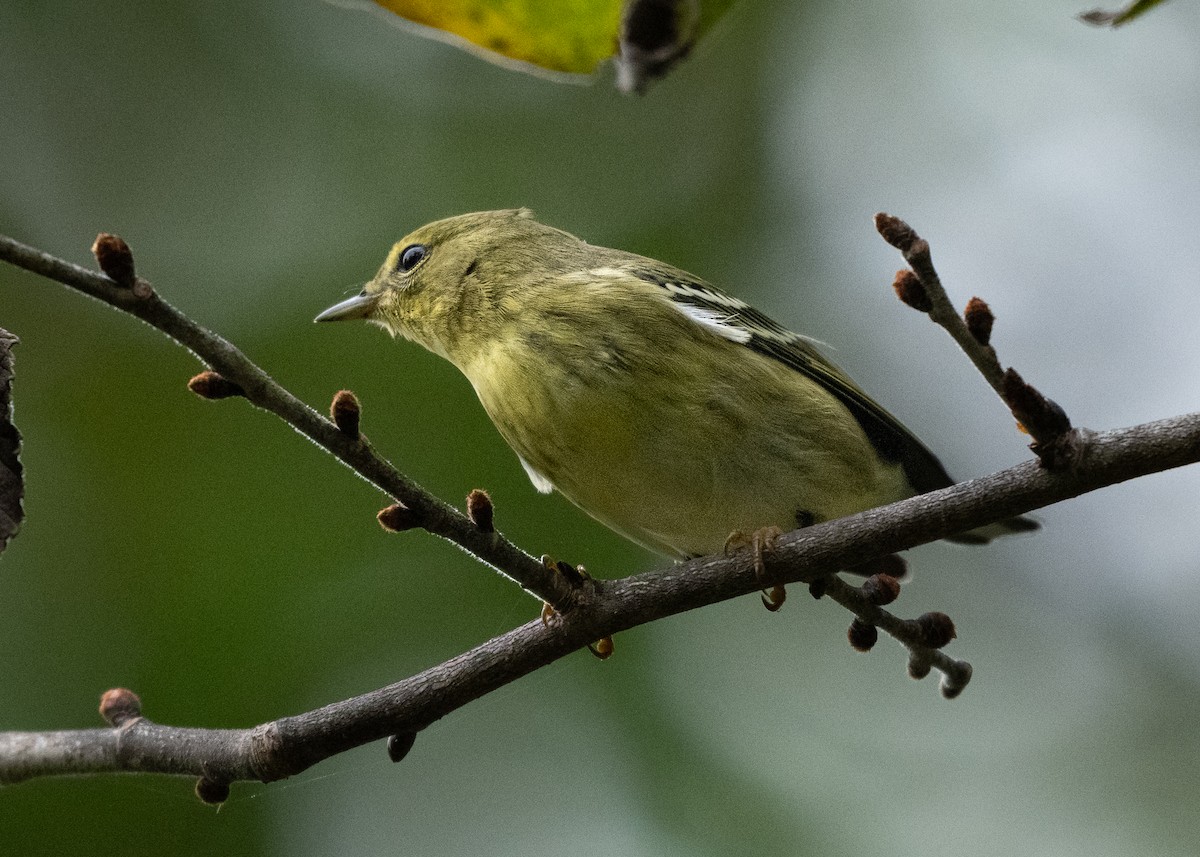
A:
[[478, 365, 910, 559], [567, 439, 900, 558]]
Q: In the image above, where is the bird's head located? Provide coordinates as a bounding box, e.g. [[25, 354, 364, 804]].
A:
[[315, 208, 583, 364]]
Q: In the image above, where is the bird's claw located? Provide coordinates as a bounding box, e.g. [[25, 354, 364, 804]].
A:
[[540, 555, 590, 625], [540, 559, 611, 657], [541, 554, 588, 585], [587, 636, 614, 659], [725, 526, 785, 611]]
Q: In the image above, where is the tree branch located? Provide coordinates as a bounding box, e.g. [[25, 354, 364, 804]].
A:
[[0, 233, 579, 610], [3, 229, 1199, 798], [876, 213, 1077, 467], [2, 409, 1198, 791]]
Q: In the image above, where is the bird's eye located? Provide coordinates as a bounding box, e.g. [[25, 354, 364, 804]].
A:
[[397, 244, 427, 273]]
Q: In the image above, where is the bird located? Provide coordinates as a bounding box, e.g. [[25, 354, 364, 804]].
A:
[[316, 209, 1036, 604]]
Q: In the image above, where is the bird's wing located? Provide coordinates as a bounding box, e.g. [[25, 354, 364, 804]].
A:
[[630, 266, 956, 495]]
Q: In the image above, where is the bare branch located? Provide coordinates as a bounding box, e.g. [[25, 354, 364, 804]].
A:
[[1, 408, 1198, 792], [0, 233, 578, 610], [876, 213, 1080, 468], [876, 213, 1009, 394], [4, 228, 1200, 798]]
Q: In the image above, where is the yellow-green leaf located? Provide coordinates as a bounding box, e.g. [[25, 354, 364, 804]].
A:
[[372, 0, 735, 92]]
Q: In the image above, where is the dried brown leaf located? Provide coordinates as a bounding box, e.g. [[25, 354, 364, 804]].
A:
[[0, 327, 24, 555]]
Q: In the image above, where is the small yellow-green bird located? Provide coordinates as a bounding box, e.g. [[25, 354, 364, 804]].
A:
[[317, 209, 1035, 575]]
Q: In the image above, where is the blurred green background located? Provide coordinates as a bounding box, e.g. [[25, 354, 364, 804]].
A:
[[3, 1, 1200, 855]]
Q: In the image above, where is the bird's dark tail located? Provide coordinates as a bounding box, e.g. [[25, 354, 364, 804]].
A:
[[944, 515, 1040, 545]]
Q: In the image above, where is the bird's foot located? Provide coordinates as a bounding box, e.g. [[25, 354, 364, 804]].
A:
[[725, 526, 786, 611], [540, 556, 611, 658]]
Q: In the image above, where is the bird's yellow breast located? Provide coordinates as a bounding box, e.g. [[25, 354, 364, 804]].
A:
[[458, 282, 910, 557]]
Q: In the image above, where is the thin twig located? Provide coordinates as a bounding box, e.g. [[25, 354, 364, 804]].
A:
[[875, 213, 1007, 394], [5, 231, 1200, 796], [875, 213, 1078, 467], [820, 576, 970, 698], [2, 229, 987, 697], [0, 233, 579, 610], [2, 410, 1199, 790]]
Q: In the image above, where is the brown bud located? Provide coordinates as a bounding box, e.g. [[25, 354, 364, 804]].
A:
[[940, 663, 973, 699], [892, 269, 932, 312], [330, 389, 360, 437], [916, 611, 957, 649], [760, 585, 786, 612], [195, 777, 230, 805], [377, 502, 420, 532], [874, 213, 919, 252], [466, 488, 494, 533], [848, 618, 878, 652], [188, 370, 245, 400], [1002, 369, 1071, 441], [92, 233, 136, 287], [964, 297, 994, 346], [99, 687, 142, 726], [588, 636, 615, 660], [908, 653, 932, 680], [907, 238, 933, 268], [387, 731, 417, 763], [861, 573, 901, 606]]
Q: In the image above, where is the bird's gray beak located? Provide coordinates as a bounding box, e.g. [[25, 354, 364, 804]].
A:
[[314, 292, 379, 323]]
